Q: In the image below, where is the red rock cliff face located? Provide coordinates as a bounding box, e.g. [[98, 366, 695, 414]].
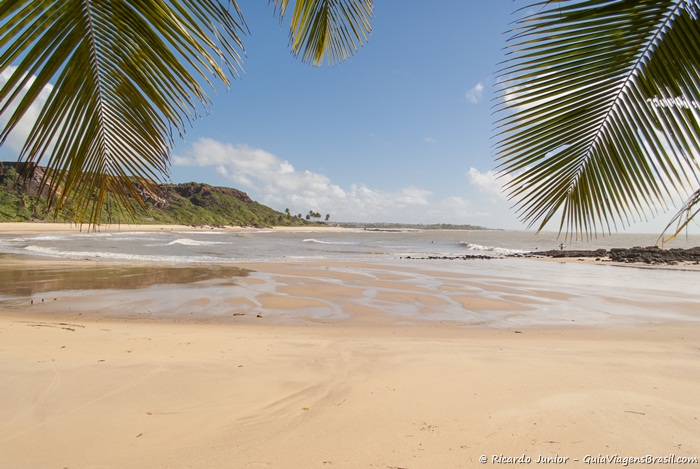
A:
[[2, 164, 255, 207], [169, 183, 252, 207], [171, 183, 251, 202], [1, 162, 56, 199], [1, 163, 297, 226]]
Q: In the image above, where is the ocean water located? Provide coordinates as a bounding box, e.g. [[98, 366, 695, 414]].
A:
[[1, 228, 699, 327], [1, 228, 698, 264]]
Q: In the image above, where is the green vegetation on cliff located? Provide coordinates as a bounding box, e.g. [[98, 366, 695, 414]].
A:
[[0, 163, 311, 227]]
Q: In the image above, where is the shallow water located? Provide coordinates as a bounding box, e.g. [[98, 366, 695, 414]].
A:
[[1, 229, 698, 263], [1, 229, 698, 327], [0, 262, 249, 297]]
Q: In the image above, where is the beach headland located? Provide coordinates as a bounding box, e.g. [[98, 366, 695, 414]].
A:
[[1, 223, 699, 467], [0, 221, 356, 235]]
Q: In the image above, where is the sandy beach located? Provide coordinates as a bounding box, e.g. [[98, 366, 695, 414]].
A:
[[0, 221, 355, 235], [1, 314, 698, 468], [1, 224, 699, 468]]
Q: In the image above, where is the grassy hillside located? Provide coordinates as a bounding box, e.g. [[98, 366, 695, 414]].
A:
[[0, 163, 312, 227]]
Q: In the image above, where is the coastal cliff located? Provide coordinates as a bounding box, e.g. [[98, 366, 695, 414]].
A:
[[0, 162, 310, 227]]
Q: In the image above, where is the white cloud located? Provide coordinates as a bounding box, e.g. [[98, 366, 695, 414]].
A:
[[0, 67, 53, 156], [425, 196, 490, 222], [172, 139, 534, 227], [465, 82, 485, 104], [173, 138, 439, 221], [467, 167, 511, 199]]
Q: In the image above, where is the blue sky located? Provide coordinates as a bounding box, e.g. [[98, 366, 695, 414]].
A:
[[0, 1, 693, 233], [169, 0, 515, 228]]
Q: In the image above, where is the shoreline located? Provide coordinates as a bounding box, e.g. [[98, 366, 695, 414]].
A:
[[0, 221, 359, 234], [533, 255, 700, 271], [2, 256, 699, 328], [2, 225, 699, 467]]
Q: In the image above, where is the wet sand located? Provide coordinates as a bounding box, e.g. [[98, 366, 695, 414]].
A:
[[4, 258, 698, 327], [1, 238, 700, 467]]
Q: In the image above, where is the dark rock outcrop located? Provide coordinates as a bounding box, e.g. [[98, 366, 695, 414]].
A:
[[521, 246, 700, 265], [530, 249, 608, 258], [608, 246, 700, 265]]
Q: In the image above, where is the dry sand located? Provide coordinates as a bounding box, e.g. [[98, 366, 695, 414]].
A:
[[0, 222, 356, 234], [1, 314, 698, 468], [1, 224, 699, 467]]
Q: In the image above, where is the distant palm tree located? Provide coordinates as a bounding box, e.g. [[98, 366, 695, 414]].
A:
[[497, 0, 700, 240], [1, 0, 373, 226], [325, 213, 330, 222]]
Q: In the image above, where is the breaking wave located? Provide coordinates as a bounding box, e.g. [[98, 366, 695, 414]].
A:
[[166, 238, 228, 246], [459, 242, 526, 256], [303, 238, 357, 245]]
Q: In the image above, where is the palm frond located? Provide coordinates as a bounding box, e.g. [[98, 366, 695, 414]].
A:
[[661, 185, 700, 243], [271, 0, 373, 66], [0, 0, 245, 226], [496, 0, 700, 238]]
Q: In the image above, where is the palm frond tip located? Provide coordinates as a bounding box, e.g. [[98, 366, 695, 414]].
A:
[[496, 0, 700, 238]]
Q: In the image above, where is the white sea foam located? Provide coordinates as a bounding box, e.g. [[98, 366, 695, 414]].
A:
[[23, 244, 233, 263], [22, 245, 62, 257], [303, 238, 356, 245], [459, 242, 527, 256], [4, 229, 699, 266], [71, 232, 114, 238], [180, 231, 228, 235], [24, 235, 65, 241], [166, 238, 228, 246]]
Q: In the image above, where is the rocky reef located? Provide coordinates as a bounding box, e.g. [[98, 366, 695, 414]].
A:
[[523, 246, 700, 265]]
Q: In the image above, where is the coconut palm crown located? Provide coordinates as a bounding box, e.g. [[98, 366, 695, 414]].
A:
[[0, 0, 373, 226], [496, 0, 700, 240]]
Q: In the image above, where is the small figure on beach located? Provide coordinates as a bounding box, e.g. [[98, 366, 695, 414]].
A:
[[559, 243, 564, 251]]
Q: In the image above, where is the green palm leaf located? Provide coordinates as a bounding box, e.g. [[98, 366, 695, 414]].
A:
[[496, 0, 700, 238], [272, 0, 373, 66], [663, 186, 700, 241], [1, 1, 372, 227], [1, 0, 246, 226]]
